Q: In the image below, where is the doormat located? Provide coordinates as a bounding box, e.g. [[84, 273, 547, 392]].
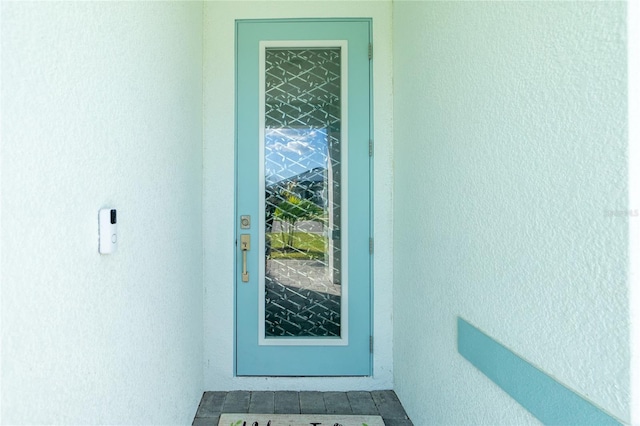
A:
[[218, 413, 384, 426]]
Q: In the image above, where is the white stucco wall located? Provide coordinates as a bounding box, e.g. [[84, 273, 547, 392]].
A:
[[629, 2, 640, 424], [0, 2, 204, 423], [392, 2, 629, 425], [203, 0, 394, 391]]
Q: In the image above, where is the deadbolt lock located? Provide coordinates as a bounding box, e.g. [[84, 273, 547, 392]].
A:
[[240, 215, 251, 229]]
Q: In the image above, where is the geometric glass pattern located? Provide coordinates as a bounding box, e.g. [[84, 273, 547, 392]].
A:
[[264, 48, 342, 337]]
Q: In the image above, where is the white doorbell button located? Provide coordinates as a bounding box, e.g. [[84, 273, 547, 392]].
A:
[[99, 208, 117, 254]]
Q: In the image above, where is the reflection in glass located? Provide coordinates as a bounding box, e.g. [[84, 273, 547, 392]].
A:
[[264, 48, 342, 338]]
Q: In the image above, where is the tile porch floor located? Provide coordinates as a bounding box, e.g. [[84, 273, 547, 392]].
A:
[[192, 390, 413, 426]]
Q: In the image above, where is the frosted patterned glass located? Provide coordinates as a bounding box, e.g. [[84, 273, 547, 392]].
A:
[[264, 48, 342, 338]]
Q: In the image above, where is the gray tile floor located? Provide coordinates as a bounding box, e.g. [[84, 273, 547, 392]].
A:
[[193, 390, 413, 426]]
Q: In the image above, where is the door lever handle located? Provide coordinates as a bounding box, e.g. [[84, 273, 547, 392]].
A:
[[240, 234, 251, 282]]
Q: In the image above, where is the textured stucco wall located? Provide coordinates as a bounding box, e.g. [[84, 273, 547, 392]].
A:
[[392, 2, 629, 425], [0, 2, 204, 423], [628, 2, 640, 424], [203, 0, 394, 391]]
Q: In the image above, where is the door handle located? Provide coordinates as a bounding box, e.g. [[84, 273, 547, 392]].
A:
[[240, 234, 251, 282]]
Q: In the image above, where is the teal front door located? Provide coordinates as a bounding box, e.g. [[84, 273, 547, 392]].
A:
[[235, 19, 372, 376]]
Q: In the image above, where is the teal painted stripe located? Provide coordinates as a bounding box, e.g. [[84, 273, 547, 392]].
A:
[[457, 317, 622, 426]]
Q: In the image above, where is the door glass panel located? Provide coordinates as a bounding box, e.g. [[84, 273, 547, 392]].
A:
[[264, 47, 342, 338]]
